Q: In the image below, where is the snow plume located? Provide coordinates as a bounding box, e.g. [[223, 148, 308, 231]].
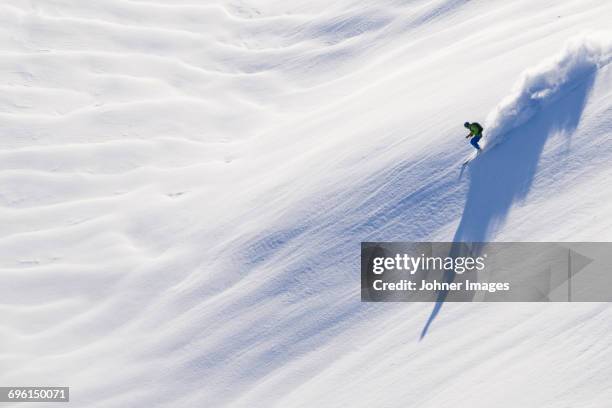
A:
[[484, 32, 612, 147]]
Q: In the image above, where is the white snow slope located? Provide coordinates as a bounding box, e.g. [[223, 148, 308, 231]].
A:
[[1, 1, 612, 407]]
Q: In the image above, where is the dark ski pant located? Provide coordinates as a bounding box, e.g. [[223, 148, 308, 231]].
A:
[[470, 135, 482, 150]]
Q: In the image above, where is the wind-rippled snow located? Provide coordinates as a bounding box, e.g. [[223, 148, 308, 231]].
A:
[[1, 1, 611, 407]]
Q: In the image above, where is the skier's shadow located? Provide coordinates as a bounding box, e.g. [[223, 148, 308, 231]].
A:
[[420, 73, 596, 339]]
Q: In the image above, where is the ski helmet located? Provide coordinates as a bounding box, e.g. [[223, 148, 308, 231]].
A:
[[464, 122, 470, 128]]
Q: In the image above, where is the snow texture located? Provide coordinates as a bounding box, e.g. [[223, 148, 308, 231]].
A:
[[0, 1, 611, 407], [484, 32, 612, 148]]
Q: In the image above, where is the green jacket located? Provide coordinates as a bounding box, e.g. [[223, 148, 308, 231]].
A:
[[467, 123, 483, 137]]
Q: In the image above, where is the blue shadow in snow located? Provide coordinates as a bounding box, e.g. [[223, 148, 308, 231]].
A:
[[420, 73, 596, 339]]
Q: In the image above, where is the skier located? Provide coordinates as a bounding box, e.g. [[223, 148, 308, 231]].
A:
[[464, 122, 483, 151]]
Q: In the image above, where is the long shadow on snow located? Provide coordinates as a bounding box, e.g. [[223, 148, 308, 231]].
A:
[[420, 74, 595, 339]]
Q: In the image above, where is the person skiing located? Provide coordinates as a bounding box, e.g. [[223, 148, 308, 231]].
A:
[[464, 122, 483, 151]]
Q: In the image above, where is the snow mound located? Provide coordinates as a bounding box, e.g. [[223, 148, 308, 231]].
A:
[[484, 32, 612, 148]]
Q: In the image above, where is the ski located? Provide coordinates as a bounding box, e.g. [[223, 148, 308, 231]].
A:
[[462, 150, 480, 166]]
